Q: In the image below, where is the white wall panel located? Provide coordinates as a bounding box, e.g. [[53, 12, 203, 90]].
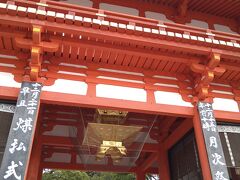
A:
[[96, 84, 147, 102], [42, 79, 88, 95], [213, 98, 239, 112], [154, 91, 193, 107], [0, 72, 21, 88]]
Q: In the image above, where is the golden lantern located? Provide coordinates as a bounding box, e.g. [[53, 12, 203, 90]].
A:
[[82, 109, 142, 163]]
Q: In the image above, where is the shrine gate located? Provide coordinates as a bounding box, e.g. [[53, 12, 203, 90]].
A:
[[0, 0, 240, 179]]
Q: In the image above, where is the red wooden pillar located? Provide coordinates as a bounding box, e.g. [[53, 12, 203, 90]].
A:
[[193, 105, 212, 180], [158, 145, 170, 180], [26, 109, 43, 180], [136, 170, 145, 180], [26, 137, 43, 180], [37, 166, 43, 180]]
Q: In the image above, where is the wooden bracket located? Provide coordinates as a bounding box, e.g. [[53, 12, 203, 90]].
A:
[[231, 82, 240, 102], [15, 25, 59, 82], [177, 75, 193, 103], [30, 46, 42, 81], [191, 53, 225, 100], [30, 26, 42, 81], [32, 25, 42, 44]]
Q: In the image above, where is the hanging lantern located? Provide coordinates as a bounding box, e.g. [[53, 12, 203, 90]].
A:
[[82, 109, 142, 163]]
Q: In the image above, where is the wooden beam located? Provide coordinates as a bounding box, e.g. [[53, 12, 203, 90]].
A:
[[1, 86, 240, 122], [158, 116, 177, 142], [138, 152, 158, 172], [0, 29, 202, 65], [164, 118, 193, 149], [41, 91, 193, 117], [51, 37, 202, 64]]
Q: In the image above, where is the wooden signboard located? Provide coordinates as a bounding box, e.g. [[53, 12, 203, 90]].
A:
[[197, 102, 230, 180], [0, 82, 42, 180]]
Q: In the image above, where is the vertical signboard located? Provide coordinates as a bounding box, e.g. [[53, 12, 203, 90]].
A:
[[0, 82, 42, 180], [197, 102, 229, 180]]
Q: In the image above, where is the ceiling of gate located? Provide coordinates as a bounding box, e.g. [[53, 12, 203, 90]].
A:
[[40, 103, 188, 171]]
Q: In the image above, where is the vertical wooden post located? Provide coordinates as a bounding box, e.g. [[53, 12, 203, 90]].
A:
[[158, 145, 170, 180], [193, 105, 212, 180], [37, 167, 43, 180], [26, 109, 43, 180], [86, 69, 97, 98], [146, 89, 156, 104], [26, 137, 43, 180], [86, 82, 96, 97], [136, 171, 145, 180]]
